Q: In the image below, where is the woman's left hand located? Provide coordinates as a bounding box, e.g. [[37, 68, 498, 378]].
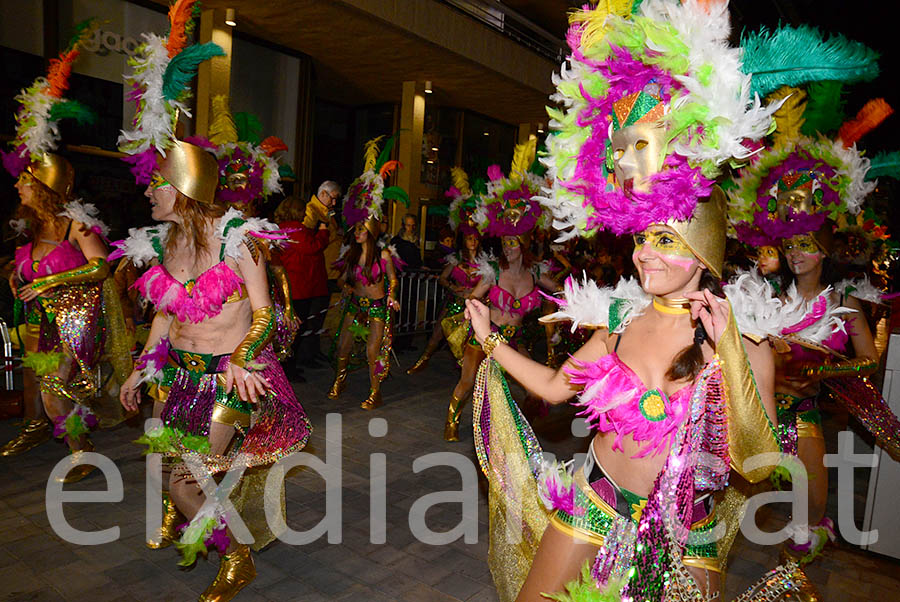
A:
[[224, 363, 271, 405], [389, 297, 400, 311], [17, 285, 39, 303], [684, 289, 729, 345]]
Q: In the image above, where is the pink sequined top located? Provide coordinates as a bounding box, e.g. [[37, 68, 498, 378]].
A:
[[488, 282, 542, 316], [353, 258, 390, 287], [565, 353, 693, 458], [15, 240, 85, 284]]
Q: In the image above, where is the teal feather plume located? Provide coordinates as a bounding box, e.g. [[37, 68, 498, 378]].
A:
[[865, 151, 900, 181], [278, 164, 296, 179], [383, 185, 410, 207], [48, 100, 96, 125], [801, 81, 846, 136], [742, 25, 879, 98], [162, 42, 226, 101], [234, 112, 263, 145], [66, 18, 98, 51], [428, 205, 450, 217]]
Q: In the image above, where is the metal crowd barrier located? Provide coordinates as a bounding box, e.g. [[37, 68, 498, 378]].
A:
[[1, 319, 13, 391], [394, 268, 447, 336]]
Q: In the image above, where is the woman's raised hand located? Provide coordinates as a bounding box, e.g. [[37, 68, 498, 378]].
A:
[[465, 298, 492, 345], [684, 289, 729, 345]]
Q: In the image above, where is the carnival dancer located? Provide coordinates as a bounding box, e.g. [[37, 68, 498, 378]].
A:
[[114, 4, 310, 599], [727, 81, 899, 576], [442, 141, 558, 442], [328, 135, 408, 409], [467, 1, 791, 599], [1, 23, 131, 480], [407, 167, 483, 374]]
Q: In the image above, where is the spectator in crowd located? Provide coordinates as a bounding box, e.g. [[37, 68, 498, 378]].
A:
[[276, 181, 340, 379]]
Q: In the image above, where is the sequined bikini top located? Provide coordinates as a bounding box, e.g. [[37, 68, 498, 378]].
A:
[[449, 259, 481, 290]]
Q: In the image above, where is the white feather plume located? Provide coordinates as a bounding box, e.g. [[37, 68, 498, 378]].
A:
[[541, 274, 650, 333], [473, 251, 498, 284], [723, 270, 784, 338], [113, 223, 171, 268], [833, 276, 887, 304], [215, 207, 281, 261], [58, 200, 110, 238]]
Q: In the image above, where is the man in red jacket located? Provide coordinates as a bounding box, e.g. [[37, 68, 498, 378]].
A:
[[277, 181, 341, 379]]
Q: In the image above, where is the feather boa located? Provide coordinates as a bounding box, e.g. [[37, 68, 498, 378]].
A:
[[215, 207, 287, 261], [473, 251, 499, 284], [58, 200, 110, 239], [108, 223, 170, 267], [778, 284, 854, 345], [176, 504, 230, 566], [833, 276, 889, 305], [541, 275, 649, 333], [722, 270, 785, 339]]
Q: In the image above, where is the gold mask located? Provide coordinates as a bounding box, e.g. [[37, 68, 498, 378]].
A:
[[158, 141, 218, 204], [633, 229, 693, 257], [26, 153, 74, 198], [610, 122, 666, 194], [782, 235, 821, 256], [757, 245, 779, 261]]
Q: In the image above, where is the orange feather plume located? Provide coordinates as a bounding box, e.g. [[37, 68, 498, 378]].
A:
[[166, 0, 197, 58], [260, 136, 288, 157], [379, 160, 402, 180], [46, 49, 79, 98], [839, 99, 894, 148]]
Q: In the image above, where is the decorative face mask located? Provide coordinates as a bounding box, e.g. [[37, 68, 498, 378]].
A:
[[502, 237, 521, 249], [775, 171, 822, 220], [757, 245, 779, 261], [633, 229, 693, 258], [782, 234, 821, 256], [150, 172, 172, 190], [610, 122, 667, 195]]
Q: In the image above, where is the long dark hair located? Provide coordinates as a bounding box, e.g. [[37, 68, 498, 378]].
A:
[[345, 231, 377, 285], [665, 270, 723, 382]]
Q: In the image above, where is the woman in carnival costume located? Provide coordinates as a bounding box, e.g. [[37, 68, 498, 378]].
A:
[[114, 4, 310, 599], [443, 141, 559, 443], [728, 77, 899, 575], [464, 1, 802, 599], [1, 24, 131, 482], [407, 167, 484, 374], [328, 135, 408, 409]]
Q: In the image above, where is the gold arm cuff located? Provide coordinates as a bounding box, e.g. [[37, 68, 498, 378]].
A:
[[719, 306, 780, 483], [481, 333, 507, 358], [230, 306, 276, 369], [268, 265, 296, 323], [211, 402, 251, 428], [30, 257, 110, 296]]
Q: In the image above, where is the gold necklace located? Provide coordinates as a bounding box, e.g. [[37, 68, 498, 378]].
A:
[[652, 296, 691, 315]]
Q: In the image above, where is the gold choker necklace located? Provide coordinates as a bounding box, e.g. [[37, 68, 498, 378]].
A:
[[652, 296, 691, 315]]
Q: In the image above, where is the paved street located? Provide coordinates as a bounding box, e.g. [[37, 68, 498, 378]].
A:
[[1, 342, 898, 600]]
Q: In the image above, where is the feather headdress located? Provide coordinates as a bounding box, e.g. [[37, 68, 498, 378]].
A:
[[187, 95, 287, 204], [539, 0, 779, 239], [2, 20, 98, 177], [342, 134, 410, 229], [445, 166, 481, 235], [480, 141, 546, 237], [117, 0, 225, 184]]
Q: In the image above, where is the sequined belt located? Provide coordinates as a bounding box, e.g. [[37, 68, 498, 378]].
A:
[[170, 348, 230, 376], [550, 447, 719, 569]]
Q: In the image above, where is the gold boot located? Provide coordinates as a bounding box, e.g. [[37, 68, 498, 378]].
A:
[[56, 439, 97, 484], [0, 418, 51, 456], [406, 342, 438, 375], [147, 491, 185, 549], [327, 356, 350, 399], [199, 545, 256, 602], [443, 394, 465, 442], [361, 387, 382, 410]]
